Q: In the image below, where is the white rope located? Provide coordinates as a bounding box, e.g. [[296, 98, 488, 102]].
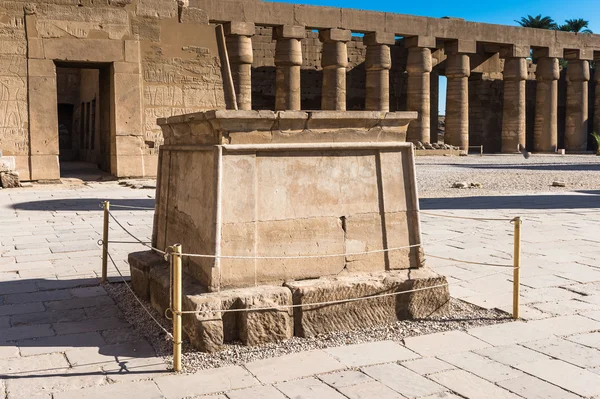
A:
[[175, 268, 514, 315], [105, 250, 174, 340]]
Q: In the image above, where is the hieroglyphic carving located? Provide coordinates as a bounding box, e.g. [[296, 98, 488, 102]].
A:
[[0, 76, 28, 155]]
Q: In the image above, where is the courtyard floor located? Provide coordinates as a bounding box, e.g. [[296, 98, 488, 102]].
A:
[[1, 155, 600, 398]]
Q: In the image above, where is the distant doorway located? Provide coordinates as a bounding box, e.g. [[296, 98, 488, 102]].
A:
[[55, 64, 112, 179]]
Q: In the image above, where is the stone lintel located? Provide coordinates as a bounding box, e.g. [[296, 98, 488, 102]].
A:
[[532, 47, 562, 60], [363, 31, 396, 46], [593, 50, 600, 62], [224, 21, 256, 37], [318, 28, 352, 43], [404, 36, 436, 49], [272, 25, 305, 40], [444, 39, 477, 55], [564, 48, 594, 61]]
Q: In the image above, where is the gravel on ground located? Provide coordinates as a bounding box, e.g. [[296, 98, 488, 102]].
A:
[[105, 283, 511, 373]]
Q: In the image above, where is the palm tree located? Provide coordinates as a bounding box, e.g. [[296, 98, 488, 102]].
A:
[[515, 15, 557, 29], [557, 18, 593, 33]]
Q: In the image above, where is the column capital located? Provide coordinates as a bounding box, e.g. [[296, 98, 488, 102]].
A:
[[363, 31, 395, 46], [503, 57, 527, 81], [445, 53, 470, 79], [535, 57, 559, 81], [406, 46, 432, 74], [224, 21, 255, 37], [272, 25, 305, 40], [567, 59, 590, 82], [319, 28, 351, 43]]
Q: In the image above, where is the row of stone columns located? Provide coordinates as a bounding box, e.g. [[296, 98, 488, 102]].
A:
[[224, 22, 594, 153]]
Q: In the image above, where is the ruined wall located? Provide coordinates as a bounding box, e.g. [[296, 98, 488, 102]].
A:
[[468, 75, 503, 153]]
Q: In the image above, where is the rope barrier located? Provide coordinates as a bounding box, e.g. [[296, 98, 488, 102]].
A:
[[105, 250, 174, 341]]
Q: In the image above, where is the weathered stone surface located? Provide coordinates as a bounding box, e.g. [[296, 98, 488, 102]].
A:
[[0, 172, 19, 188], [238, 286, 293, 346], [286, 269, 448, 337]]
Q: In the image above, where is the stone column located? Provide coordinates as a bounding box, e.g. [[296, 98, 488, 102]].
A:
[[533, 57, 559, 152], [501, 57, 527, 152], [364, 32, 395, 111], [225, 22, 255, 111], [406, 46, 433, 143], [445, 53, 470, 151], [273, 25, 305, 111], [319, 28, 351, 110], [565, 60, 590, 151]]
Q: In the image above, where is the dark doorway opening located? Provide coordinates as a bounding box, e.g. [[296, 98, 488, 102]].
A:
[[55, 63, 112, 180]]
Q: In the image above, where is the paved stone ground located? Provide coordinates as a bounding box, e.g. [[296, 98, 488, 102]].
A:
[[2, 170, 600, 398]]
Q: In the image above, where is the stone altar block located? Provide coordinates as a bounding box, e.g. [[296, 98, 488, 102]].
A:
[[130, 110, 449, 351]]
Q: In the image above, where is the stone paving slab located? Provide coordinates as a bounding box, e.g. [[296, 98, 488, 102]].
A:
[[567, 331, 600, 349], [523, 337, 600, 368], [154, 366, 258, 398], [497, 374, 582, 399], [361, 363, 446, 398], [404, 330, 490, 356], [467, 321, 553, 346], [275, 377, 347, 399], [515, 358, 600, 397], [474, 344, 552, 367], [401, 357, 456, 375], [337, 380, 405, 399], [225, 385, 287, 399], [437, 351, 523, 382], [527, 314, 600, 336], [428, 369, 521, 399], [53, 381, 164, 399], [317, 370, 373, 388], [0, 323, 55, 341], [244, 349, 345, 384], [18, 331, 107, 356], [324, 340, 420, 367]]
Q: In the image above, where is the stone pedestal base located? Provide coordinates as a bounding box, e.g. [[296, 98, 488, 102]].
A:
[[129, 250, 449, 352]]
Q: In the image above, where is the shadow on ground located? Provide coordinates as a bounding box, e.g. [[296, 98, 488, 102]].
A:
[[0, 276, 169, 381], [10, 198, 156, 212], [420, 191, 600, 211]]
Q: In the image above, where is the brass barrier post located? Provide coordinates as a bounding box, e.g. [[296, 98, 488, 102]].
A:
[[172, 244, 183, 372], [512, 217, 522, 319], [101, 201, 110, 284]]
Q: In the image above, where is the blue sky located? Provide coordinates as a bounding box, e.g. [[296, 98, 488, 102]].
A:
[[268, 0, 600, 114]]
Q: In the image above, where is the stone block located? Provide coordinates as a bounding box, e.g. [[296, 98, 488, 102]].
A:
[[0, 172, 19, 188], [124, 40, 140, 63], [128, 251, 165, 300], [28, 38, 44, 59], [224, 21, 255, 37], [238, 286, 293, 346], [286, 270, 448, 337], [180, 6, 209, 24], [272, 25, 306, 40]]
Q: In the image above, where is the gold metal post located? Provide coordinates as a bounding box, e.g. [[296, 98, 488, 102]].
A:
[[172, 244, 183, 372], [101, 201, 110, 284], [512, 216, 522, 319]]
